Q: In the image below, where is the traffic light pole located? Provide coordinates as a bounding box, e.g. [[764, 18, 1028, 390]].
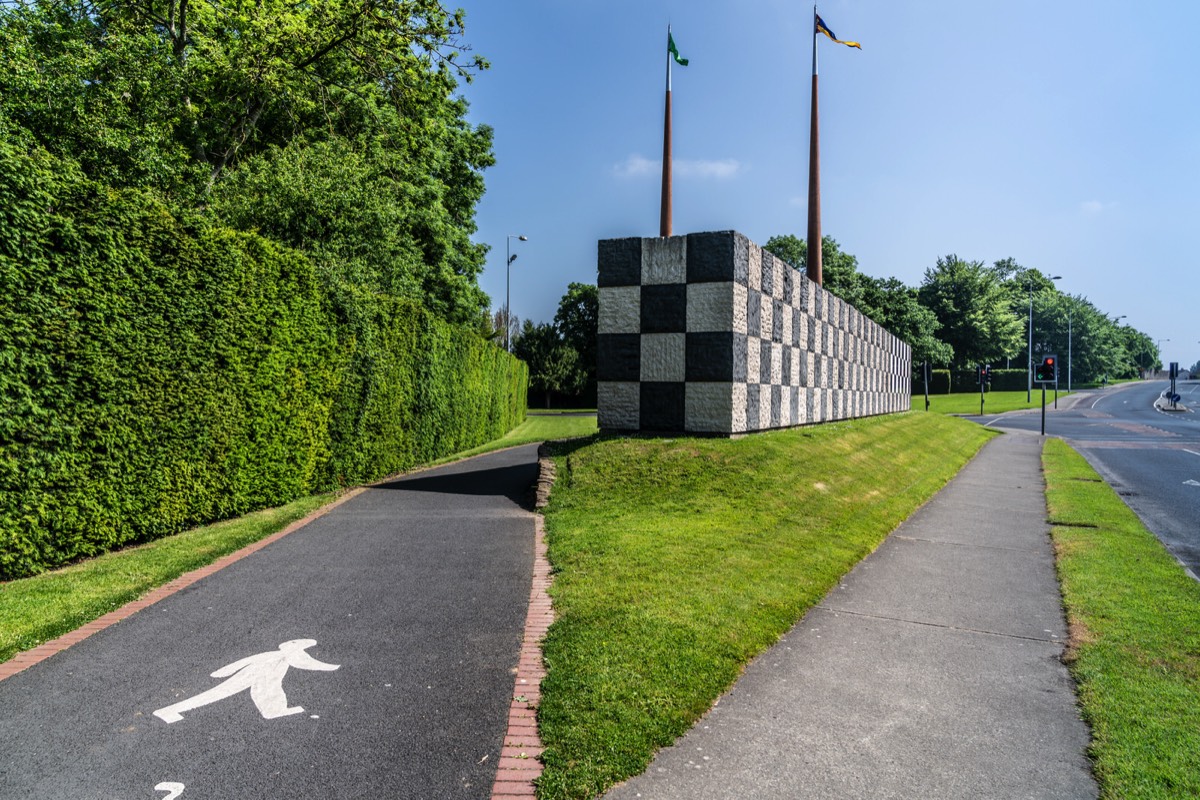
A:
[[1041, 386, 1047, 436]]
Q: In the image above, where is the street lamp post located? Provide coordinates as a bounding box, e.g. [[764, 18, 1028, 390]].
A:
[[1067, 306, 1072, 393], [1027, 274, 1062, 402], [505, 234, 528, 352]]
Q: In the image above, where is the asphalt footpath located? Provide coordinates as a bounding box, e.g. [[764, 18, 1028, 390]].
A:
[[606, 431, 1098, 800], [0, 444, 540, 800]]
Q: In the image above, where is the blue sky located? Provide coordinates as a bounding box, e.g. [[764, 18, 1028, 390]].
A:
[[457, 1, 1199, 369]]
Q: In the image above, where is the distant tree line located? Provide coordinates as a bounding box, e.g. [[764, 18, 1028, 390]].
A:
[[764, 235, 1160, 384]]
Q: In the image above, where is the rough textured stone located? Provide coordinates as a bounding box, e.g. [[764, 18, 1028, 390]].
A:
[[598, 238, 642, 287], [642, 236, 687, 285], [598, 382, 639, 430], [641, 333, 686, 382], [596, 230, 913, 433], [598, 286, 641, 334]]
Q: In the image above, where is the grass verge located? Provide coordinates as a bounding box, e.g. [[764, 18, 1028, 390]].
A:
[[0, 493, 333, 663], [915, 388, 1072, 415], [536, 412, 994, 799], [1043, 438, 1200, 799], [0, 412, 595, 666]]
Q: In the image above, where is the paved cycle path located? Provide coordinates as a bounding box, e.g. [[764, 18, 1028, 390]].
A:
[[0, 444, 540, 800]]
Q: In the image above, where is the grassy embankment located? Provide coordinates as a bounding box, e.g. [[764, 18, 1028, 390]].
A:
[[0, 412, 599, 664], [536, 412, 993, 799], [1043, 438, 1200, 799], [915, 388, 1073, 415]]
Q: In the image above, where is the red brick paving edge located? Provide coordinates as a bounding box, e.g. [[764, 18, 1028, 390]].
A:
[[490, 512, 554, 800]]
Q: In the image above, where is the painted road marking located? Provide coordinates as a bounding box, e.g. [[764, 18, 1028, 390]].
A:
[[155, 782, 185, 799], [1184, 449, 1200, 458], [154, 639, 339, 724], [1185, 480, 1200, 487]]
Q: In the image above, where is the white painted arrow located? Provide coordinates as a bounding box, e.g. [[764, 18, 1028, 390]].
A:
[[1184, 480, 1200, 487]]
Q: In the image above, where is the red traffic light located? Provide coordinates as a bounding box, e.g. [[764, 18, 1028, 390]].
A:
[[1044, 358, 1055, 366]]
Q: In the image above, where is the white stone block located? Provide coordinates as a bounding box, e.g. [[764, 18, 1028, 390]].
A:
[[642, 236, 687, 285], [732, 382, 748, 433], [686, 383, 734, 433], [771, 343, 783, 385], [732, 283, 748, 335], [598, 286, 641, 334], [687, 282, 735, 332], [748, 243, 761, 292], [640, 333, 686, 382]]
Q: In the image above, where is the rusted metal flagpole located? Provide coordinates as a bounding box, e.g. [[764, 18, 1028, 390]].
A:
[[660, 25, 674, 238], [806, 6, 823, 285]]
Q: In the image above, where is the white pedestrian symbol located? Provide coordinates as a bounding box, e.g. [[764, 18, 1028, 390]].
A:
[[154, 639, 339, 724]]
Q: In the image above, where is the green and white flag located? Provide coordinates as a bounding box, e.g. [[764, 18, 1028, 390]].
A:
[[668, 30, 688, 66]]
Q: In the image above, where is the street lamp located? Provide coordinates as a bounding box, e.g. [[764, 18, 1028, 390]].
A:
[[1066, 304, 1072, 393], [1156, 338, 1170, 377], [505, 234, 528, 352], [1027, 274, 1062, 401]]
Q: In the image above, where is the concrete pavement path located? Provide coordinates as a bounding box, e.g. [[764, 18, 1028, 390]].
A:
[[606, 432, 1097, 800], [0, 444, 540, 800]]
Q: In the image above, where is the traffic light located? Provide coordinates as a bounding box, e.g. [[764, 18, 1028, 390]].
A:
[[1035, 355, 1057, 383], [976, 364, 991, 385]]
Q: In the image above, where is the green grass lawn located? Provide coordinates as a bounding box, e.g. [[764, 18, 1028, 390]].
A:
[[1043, 439, 1200, 799], [0, 411, 596, 665], [535, 412, 994, 799], [915, 388, 1072, 415]]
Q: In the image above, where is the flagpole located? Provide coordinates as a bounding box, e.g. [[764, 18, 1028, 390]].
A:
[[660, 24, 673, 238], [806, 6, 823, 286]]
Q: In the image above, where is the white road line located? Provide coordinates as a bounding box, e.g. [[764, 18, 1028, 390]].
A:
[[1184, 449, 1200, 458]]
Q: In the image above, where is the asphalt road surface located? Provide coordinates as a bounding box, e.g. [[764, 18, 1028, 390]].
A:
[[0, 444, 540, 800], [975, 380, 1200, 577]]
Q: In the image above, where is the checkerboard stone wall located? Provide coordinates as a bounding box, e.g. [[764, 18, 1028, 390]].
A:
[[597, 231, 912, 433]]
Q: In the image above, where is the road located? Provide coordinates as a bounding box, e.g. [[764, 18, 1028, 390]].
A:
[[0, 444, 540, 800], [974, 380, 1200, 577]]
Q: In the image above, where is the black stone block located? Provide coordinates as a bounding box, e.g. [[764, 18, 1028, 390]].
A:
[[761, 250, 775, 296], [781, 345, 792, 384], [746, 291, 761, 338], [640, 382, 686, 432], [760, 340, 772, 384], [733, 335, 748, 382], [747, 383, 761, 429], [598, 238, 643, 287], [686, 231, 749, 284], [641, 284, 687, 333], [686, 332, 735, 382], [772, 300, 785, 343], [771, 385, 782, 427], [597, 333, 640, 381]]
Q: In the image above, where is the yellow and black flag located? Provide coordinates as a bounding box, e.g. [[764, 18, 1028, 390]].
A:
[[815, 13, 861, 49]]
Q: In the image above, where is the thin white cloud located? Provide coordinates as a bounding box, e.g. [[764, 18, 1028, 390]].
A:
[[676, 158, 742, 179], [613, 154, 659, 178], [1080, 200, 1116, 215], [613, 154, 743, 180]]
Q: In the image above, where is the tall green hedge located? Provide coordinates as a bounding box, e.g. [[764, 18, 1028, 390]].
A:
[[1, 132, 526, 579]]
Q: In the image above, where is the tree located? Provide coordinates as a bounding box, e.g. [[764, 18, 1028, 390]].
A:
[[859, 277, 953, 366], [0, 0, 496, 325], [917, 255, 1024, 368], [512, 321, 583, 408], [764, 234, 869, 309], [553, 283, 598, 393]]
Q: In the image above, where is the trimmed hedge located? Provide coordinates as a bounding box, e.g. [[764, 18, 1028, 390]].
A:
[[1, 133, 526, 579], [912, 368, 1030, 395]]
